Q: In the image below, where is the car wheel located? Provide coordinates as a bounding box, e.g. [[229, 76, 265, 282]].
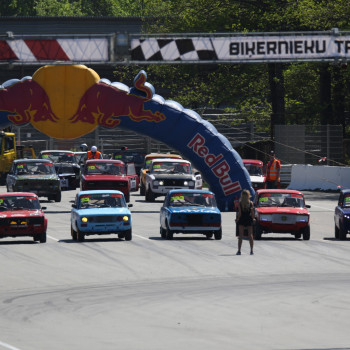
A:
[[124, 229, 132, 241], [55, 191, 62, 203], [166, 223, 173, 240], [33, 234, 40, 242], [77, 227, 85, 242], [125, 193, 130, 203], [146, 188, 155, 202], [339, 226, 347, 240], [254, 223, 262, 240], [71, 226, 77, 241], [294, 233, 302, 239], [335, 224, 340, 239], [39, 232, 47, 243], [214, 228, 222, 240], [160, 226, 166, 239], [206, 233, 213, 239], [302, 225, 310, 240], [140, 183, 145, 196]]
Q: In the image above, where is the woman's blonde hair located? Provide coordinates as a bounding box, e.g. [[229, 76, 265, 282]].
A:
[[240, 189, 251, 210]]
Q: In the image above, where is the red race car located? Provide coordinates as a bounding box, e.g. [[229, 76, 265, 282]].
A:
[[80, 160, 138, 202], [243, 159, 266, 190], [0, 192, 47, 243], [253, 189, 311, 240]]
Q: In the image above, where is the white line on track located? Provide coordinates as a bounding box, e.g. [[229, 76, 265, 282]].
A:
[[48, 234, 149, 241], [310, 204, 334, 212], [134, 234, 149, 240], [47, 235, 59, 241], [0, 340, 22, 350]]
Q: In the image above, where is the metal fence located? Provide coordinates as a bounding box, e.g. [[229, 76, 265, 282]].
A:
[[275, 124, 344, 166], [14, 122, 344, 167]]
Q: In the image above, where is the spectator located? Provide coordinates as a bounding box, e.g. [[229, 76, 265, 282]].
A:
[[87, 146, 103, 160], [266, 150, 281, 189], [235, 189, 255, 255]]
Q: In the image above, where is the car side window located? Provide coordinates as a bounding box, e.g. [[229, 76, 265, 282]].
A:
[[338, 193, 343, 206]]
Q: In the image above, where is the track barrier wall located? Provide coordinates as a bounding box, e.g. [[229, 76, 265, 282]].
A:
[[288, 165, 350, 191]]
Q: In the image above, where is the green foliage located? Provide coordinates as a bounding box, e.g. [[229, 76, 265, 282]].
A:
[[3, 0, 350, 137], [35, 0, 83, 16]]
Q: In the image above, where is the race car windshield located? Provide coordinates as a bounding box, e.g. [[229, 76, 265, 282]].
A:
[[0, 196, 41, 210], [85, 163, 125, 175], [41, 152, 76, 163], [169, 193, 216, 207], [79, 194, 125, 208], [151, 162, 191, 174], [56, 165, 75, 174], [244, 164, 263, 176], [15, 162, 56, 175], [344, 195, 350, 207], [258, 193, 305, 208]]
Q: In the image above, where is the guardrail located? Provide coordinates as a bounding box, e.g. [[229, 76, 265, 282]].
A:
[[287, 164, 350, 191]]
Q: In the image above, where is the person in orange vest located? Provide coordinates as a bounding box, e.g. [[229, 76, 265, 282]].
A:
[[87, 145, 103, 160], [265, 150, 281, 189]]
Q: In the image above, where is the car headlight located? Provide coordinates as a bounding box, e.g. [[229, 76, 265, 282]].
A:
[[344, 214, 350, 219], [259, 214, 272, 221], [81, 217, 88, 223], [159, 180, 164, 186], [296, 215, 309, 222], [123, 216, 129, 222]]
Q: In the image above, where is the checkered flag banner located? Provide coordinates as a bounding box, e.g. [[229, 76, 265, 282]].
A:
[[131, 37, 218, 61], [131, 34, 350, 63]]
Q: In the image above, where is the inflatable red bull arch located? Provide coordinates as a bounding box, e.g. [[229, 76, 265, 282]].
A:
[[0, 64, 253, 211]]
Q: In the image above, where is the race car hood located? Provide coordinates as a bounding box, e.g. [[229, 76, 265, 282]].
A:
[[55, 161, 80, 168], [75, 207, 131, 216], [82, 175, 128, 181], [250, 175, 266, 183], [168, 206, 221, 215], [256, 207, 309, 215], [149, 174, 194, 180], [58, 173, 76, 177], [0, 210, 44, 218], [15, 175, 59, 181], [340, 207, 350, 215]]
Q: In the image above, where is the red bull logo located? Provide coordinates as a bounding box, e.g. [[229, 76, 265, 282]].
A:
[[0, 65, 166, 139]]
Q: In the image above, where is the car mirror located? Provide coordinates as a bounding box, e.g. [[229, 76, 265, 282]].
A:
[[72, 204, 77, 208], [305, 204, 311, 208], [128, 203, 133, 207], [41, 206, 47, 210]]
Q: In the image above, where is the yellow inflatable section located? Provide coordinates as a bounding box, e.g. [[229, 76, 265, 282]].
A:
[[32, 65, 100, 139]]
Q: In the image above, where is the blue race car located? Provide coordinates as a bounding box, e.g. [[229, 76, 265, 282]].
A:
[[334, 189, 350, 240], [71, 190, 133, 242], [160, 189, 222, 240]]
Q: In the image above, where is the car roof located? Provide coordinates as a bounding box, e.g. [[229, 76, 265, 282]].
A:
[[78, 190, 124, 196], [243, 159, 263, 165], [0, 192, 39, 198], [168, 189, 214, 195], [14, 158, 52, 163], [40, 150, 74, 153], [85, 159, 124, 164], [145, 153, 182, 159], [256, 189, 304, 195], [341, 189, 350, 194], [150, 158, 190, 164]]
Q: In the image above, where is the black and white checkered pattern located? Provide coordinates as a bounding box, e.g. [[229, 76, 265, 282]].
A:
[[131, 37, 218, 61]]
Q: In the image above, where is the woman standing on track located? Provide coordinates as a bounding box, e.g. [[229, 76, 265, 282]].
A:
[[235, 189, 255, 255]]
